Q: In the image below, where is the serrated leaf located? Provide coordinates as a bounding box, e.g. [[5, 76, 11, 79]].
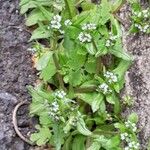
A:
[[52, 124, 64, 150], [30, 126, 51, 146]]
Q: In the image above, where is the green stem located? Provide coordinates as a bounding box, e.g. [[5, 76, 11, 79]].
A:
[[112, 0, 126, 14], [51, 36, 66, 91], [52, 53, 66, 91], [92, 40, 102, 75]]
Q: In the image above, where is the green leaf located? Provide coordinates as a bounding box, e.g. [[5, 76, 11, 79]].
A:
[[30, 125, 51, 146], [87, 142, 101, 150], [113, 60, 131, 80], [68, 69, 83, 86], [20, 0, 52, 14], [111, 0, 125, 13], [128, 113, 138, 123], [85, 43, 96, 55], [92, 94, 104, 113], [39, 114, 52, 126], [66, 26, 81, 39], [77, 118, 92, 136], [77, 93, 98, 106], [85, 56, 97, 74], [105, 135, 120, 149], [35, 51, 56, 81], [40, 59, 56, 81], [52, 124, 64, 150], [25, 8, 52, 26], [36, 51, 53, 70], [110, 40, 132, 61], [114, 123, 126, 132], [67, 52, 86, 70], [62, 135, 72, 150], [64, 0, 77, 18], [106, 92, 120, 114], [72, 135, 86, 150], [99, 0, 111, 24], [30, 26, 51, 41]]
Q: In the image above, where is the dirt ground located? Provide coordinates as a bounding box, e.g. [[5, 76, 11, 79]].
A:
[[0, 0, 36, 149], [0, 0, 150, 150]]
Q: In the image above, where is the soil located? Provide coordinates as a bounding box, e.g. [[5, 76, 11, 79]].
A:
[[0, 0, 150, 150], [0, 0, 36, 149]]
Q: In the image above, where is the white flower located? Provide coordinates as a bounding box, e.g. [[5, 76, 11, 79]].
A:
[[98, 83, 112, 94], [120, 132, 129, 140], [137, 12, 142, 17], [64, 19, 72, 26], [142, 9, 148, 14], [82, 23, 96, 30], [105, 33, 117, 47], [54, 90, 66, 99], [59, 29, 65, 34], [124, 147, 129, 150], [105, 40, 111, 47], [125, 120, 137, 132], [78, 32, 92, 43], [50, 15, 62, 29], [104, 71, 118, 83]]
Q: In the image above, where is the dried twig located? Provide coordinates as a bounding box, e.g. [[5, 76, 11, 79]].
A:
[[12, 101, 34, 145]]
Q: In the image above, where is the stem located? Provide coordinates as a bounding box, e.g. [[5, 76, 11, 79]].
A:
[[53, 53, 66, 91], [112, 0, 126, 14], [92, 40, 102, 75], [51, 36, 66, 91]]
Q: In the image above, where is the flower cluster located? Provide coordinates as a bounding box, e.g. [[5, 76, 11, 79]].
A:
[[64, 19, 72, 26], [78, 32, 92, 43], [78, 22, 97, 43], [54, 90, 66, 99], [132, 9, 150, 33], [125, 120, 137, 132], [105, 111, 112, 121], [105, 32, 118, 47], [132, 9, 149, 19], [82, 23, 96, 30], [121, 132, 140, 150], [50, 15, 62, 29], [104, 71, 118, 83], [134, 24, 149, 33], [43, 100, 60, 121], [98, 83, 112, 94]]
